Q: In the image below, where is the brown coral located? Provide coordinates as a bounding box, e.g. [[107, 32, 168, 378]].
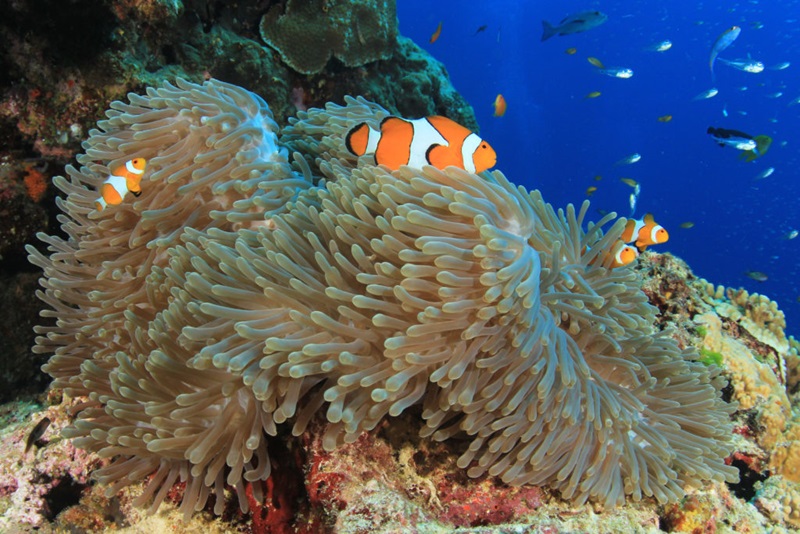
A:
[[259, 0, 398, 74]]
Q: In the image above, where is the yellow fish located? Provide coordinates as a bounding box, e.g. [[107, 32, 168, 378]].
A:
[[619, 177, 638, 188], [585, 91, 602, 99], [585, 186, 598, 196], [493, 94, 507, 117], [565, 47, 577, 55], [679, 221, 695, 229], [657, 114, 673, 122], [430, 21, 443, 44], [587, 56, 605, 68]]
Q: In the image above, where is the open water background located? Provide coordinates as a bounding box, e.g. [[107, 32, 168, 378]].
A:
[[399, 0, 800, 331]]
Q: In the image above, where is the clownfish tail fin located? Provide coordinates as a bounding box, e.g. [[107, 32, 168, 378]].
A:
[[345, 122, 370, 156]]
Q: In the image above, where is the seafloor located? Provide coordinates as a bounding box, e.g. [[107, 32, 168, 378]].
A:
[[0, 1, 799, 533]]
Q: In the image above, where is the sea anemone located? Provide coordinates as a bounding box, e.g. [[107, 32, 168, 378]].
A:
[[28, 79, 738, 520]]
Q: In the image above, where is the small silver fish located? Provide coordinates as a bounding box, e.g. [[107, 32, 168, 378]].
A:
[[709, 26, 741, 82], [649, 40, 672, 52], [717, 57, 764, 73], [598, 67, 634, 78], [629, 183, 641, 216], [693, 88, 719, 100], [615, 153, 642, 166], [754, 167, 775, 179]]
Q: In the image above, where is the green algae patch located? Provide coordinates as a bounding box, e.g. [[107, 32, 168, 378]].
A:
[[699, 348, 724, 366]]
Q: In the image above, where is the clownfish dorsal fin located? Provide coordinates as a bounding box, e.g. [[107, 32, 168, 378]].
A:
[[644, 213, 655, 224], [426, 143, 451, 168]]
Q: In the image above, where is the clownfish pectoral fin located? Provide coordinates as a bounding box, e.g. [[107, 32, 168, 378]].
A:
[[345, 122, 371, 156], [375, 117, 414, 170], [425, 143, 460, 169]]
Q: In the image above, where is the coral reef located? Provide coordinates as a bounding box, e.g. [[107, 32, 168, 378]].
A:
[[260, 0, 397, 75], [0, 158, 53, 401], [0, 395, 101, 530], [21, 79, 738, 531], [0, 0, 471, 171], [0, 4, 795, 528]]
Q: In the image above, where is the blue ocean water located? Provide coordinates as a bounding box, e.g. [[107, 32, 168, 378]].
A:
[[398, 0, 800, 332]]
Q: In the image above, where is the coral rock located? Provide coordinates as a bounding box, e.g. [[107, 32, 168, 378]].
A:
[[260, 0, 398, 75]]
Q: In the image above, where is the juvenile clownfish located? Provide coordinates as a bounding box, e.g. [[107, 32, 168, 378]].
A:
[[345, 116, 497, 174], [607, 240, 639, 268], [95, 158, 147, 211], [621, 213, 669, 252], [586, 240, 639, 269]]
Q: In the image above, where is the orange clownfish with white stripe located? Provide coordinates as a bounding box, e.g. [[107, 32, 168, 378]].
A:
[[95, 158, 147, 211], [345, 116, 497, 174], [607, 240, 639, 268], [621, 213, 669, 252], [587, 239, 639, 268]]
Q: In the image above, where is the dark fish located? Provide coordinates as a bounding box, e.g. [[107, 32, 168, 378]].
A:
[[707, 126, 757, 151], [744, 271, 768, 282], [475, 25, 488, 35], [541, 11, 608, 41], [25, 416, 51, 453]]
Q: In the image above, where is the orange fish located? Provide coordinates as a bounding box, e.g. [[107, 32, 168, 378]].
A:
[[621, 213, 669, 251], [493, 94, 507, 117], [345, 116, 497, 174], [607, 240, 639, 268], [587, 239, 638, 268], [430, 21, 443, 43], [95, 158, 147, 210]]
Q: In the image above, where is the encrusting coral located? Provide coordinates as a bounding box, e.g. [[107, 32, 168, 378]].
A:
[[28, 78, 738, 521], [259, 0, 398, 75]]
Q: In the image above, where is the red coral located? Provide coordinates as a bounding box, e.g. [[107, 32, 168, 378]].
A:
[[306, 457, 347, 511], [245, 440, 307, 534], [437, 479, 544, 527], [22, 162, 48, 202]]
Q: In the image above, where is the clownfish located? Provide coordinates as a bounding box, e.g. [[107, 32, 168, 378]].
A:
[[621, 213, 669, 252], [345, 116, 497, 174], [95, 158, 147, 211], [607, 240, 639, 268], [586, 239, 639, 269]]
